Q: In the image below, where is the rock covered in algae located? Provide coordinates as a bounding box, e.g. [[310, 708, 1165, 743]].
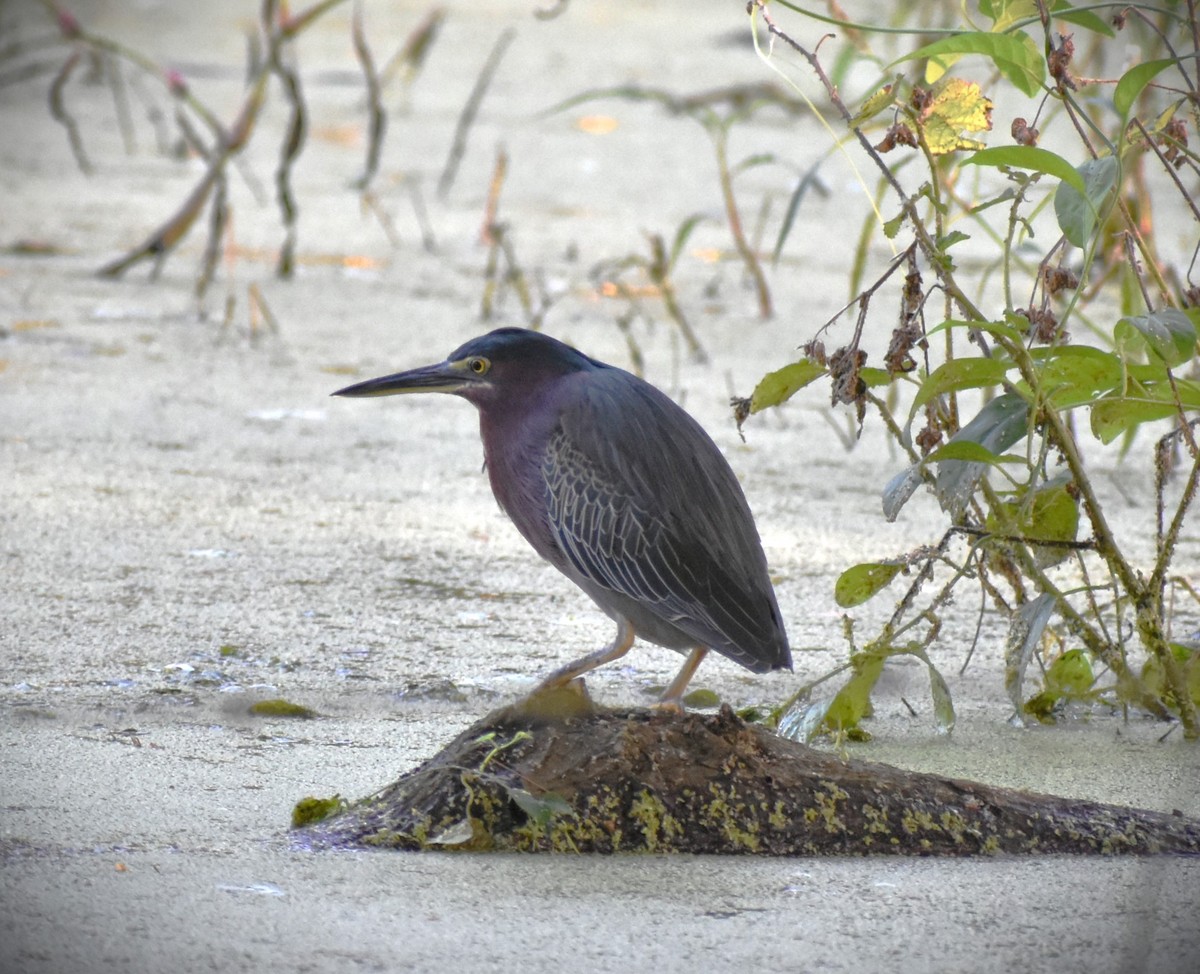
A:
[[294, 689, 1200, 856]]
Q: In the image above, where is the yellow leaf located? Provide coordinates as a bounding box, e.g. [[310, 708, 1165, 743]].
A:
[[850, 79, 899, 125], [923, 53, 957, 85], [341, 254, 383, 270], [920, 78, 993, 155], [313, 124, 362, 147], [576, 114, 618, 135]]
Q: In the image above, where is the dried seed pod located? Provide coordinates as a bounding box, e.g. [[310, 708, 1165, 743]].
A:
[[876, 123, 918, 153], [1044, 266, 1079, 296], [1011, 117, 1038, 146], [803, 339, 827, 367], [829, 346, 867, 406], [1048, 34, 1077, 92]]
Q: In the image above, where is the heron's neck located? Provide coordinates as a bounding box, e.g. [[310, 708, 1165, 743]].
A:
[[475, 384, 562, 557]]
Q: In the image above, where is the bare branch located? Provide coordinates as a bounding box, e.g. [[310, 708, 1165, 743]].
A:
[[437, 28, 515, 200]]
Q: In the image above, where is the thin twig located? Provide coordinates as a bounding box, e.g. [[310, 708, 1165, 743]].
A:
[[377, 6, 445, 93], [270, 39, 305, 279], [1132, 116, 1200, 226], [437, 28, 515, 200], [1149, 420, 1200, 598], [351, 0, 385, 192], [196, 169, 229, 300], [360, 190, 402, 248], [713, 122, 773, 319], [103, 51, 136, 153], [48, 48, 90, 173], [480, 143, 508, 245], [407, 178, 437, 252]]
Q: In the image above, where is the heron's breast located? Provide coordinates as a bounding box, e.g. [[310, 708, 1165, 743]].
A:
[[480, 415, 564, 568]]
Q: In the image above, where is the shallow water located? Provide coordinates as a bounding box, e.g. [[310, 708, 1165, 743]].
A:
[[2, 2, 1198, 972]]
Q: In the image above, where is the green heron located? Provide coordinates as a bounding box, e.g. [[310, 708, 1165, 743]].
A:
[[333, 328, 790, 708]]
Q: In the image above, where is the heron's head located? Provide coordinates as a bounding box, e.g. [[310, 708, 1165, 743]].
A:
[[332, 328, 600, 408]]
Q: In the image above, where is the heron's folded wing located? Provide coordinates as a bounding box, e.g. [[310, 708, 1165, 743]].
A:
[[541, 383, 786, 670]]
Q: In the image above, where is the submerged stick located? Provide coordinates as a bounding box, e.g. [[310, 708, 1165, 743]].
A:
[[295, 692, 1200, 855]]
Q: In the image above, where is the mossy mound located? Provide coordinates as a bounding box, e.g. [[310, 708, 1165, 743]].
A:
[[295, 690, 1200, 855]]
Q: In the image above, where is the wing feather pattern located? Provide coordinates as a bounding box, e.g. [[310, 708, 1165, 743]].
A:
[[541, 369, 789, 672]]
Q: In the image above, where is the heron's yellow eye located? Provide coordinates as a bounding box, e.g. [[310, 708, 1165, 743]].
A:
[[468, 356, 490, 375]]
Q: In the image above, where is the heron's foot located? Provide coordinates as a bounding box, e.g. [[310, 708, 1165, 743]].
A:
[[533, 623, 638, 695], [533, 670, 585, 693], [656, 646, 709, 714], [651, 696, 686, 715]]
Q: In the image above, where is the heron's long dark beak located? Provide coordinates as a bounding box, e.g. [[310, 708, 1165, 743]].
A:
[[332, 361, 472, 398]]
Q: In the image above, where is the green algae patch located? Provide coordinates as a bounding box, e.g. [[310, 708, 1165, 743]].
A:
[[293, 697, 1200, 856], [249, 698, 318, 719], [681, 688, 721, 709], [291, 794, 347, 828], [630, 789, 685, 851]]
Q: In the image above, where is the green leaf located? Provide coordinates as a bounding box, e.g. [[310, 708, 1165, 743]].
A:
[[898, 31, 1045, 97], [1028, 484, 1080, 546], [1025, 647, 1095, 720], [425, 818, 483, 847], [934, 393, 1030, 514], [988, 480, 1080, 568], [749, 359, 825, 413], [860, 366, 897, 388], [1090, 399, 1175, 443], [984, 0, 1037, 32], [1022, 689, 1060, 720], [905, 647, 957, 735], [1045, 648, 1095, 696], [668, 213, 709, 268], [925, 659, 956, 735], [937, 230, 970, 250], [851, 77, 900, 125], [823, 654, 887, 734], [776, 694, 837, 742], [507, 788, 573, 827], [1114, 57, 1178, 119], [1053, 156, 1119, 247], [1049, 2, 1115, 37], [882, 463, 923, 522], [1089, 381, 1200, 443], [913, 356, 1011, 412], [773, 165, 825, 261], [882, 211, 905, 239], [835, 562, 904, 608], [1005, 592, 1056, 721], [1025, 345, 1124, 407], [1141, 650, 1197, 710], [1116, 308, 1198, 367], [925, 317, 1024, 344], [961, 145, 1088, 196], [923, 440, 1010, 465]]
